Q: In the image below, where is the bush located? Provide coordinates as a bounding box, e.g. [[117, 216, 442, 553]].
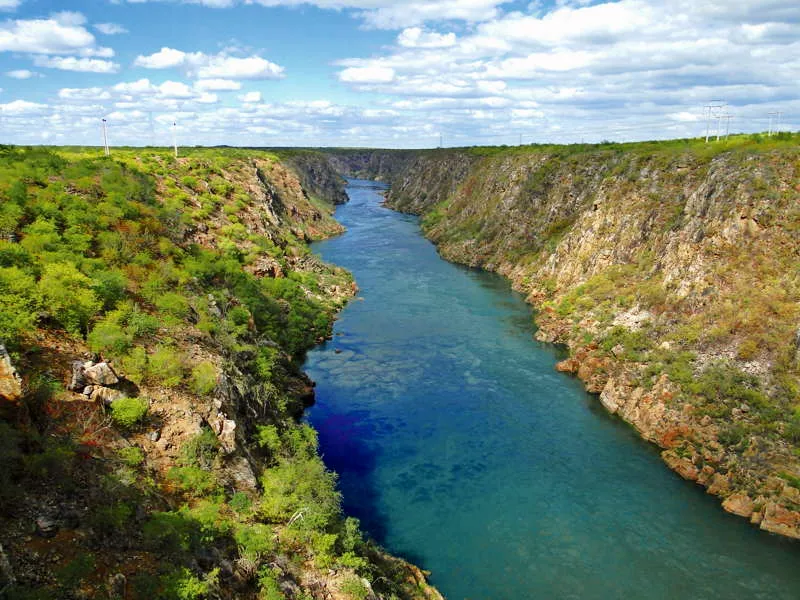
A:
[[235, 523, 275, 561], [110, 397, 149, 429], [190, 362, 218, 395], [88, 319, 132, 356], [149, 345, 185, 387], [38, 262, 101, 335], [120, 346, 148, 384], [118, 446, 145, 467], [167, 466, 221, 498], [179, 429, 219, 468], [156, 292, 190, 319], [0, 266, 40, 346]]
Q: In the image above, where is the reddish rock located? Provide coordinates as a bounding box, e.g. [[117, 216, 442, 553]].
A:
[[722, 493, 754, 518], [0, 345, 22, 402], [662, 450, 699, 481], [760, 503, 800, 539]]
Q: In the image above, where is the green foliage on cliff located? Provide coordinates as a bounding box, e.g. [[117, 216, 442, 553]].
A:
[[0, 145, 433, 600]]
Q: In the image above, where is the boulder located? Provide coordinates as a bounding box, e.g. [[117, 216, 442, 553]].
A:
[[35, 516, 58, 538], [68, 360, 87, 391], [107, 573, 126, 600], [91, 386, 125, 406], [760, 503, 800, 539], [722, 493, 754, 517], [0, 345, 22, 402], [84, 362, 119, 386]]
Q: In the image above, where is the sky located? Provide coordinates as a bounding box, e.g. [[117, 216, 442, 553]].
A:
[[0, 0, 797, 148]]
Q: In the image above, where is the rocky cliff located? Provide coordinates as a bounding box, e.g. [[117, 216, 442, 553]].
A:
[[0, 146, 441, 600], [326, 136, 800, 540]]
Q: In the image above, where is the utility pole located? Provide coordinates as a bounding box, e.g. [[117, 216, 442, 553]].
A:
[[172, 121, 178, 158], [438, 133, 442, 148], [769, 111, 783, 136], [767, 111, 783, 136], [519, 133, 523, 146], [704, 100, 724, 142], [101, 118, 110, 156], [723, 113, 732, 140]]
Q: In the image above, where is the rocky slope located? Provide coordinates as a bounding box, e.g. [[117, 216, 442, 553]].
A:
[[325, 136, 800, 540], [0, 146, 441, 600]]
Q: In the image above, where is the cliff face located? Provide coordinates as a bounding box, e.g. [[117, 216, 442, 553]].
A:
[[278, 150, 349, 206], [330, 137, 800, 539], [324, 150, 419, 184], [0, 146, 440, 600]]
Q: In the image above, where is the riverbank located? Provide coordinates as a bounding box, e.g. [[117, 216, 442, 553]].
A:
[[0, 146, 441, 599], [323, 135, 800, 540], [304, 177, 800, 600]]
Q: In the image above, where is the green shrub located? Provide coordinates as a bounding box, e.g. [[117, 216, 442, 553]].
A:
[[118, 446, 145, 467], [190, 362, 218, 395], [120, 346, 148, 384], [38, 262, 102, 335], [88, 319, 133, 356], [180, 428, 219, 468], [340, 575, 369, 600], [90, 269, 127, 310], [0, 266, 40, 346], [156, 292, 190, 319], [149, 345, 185, 387], [110, 397, 149, 429], [160, 567, 218, 600], [235, 523, 275, 561], [167, 466, 221, 498], [55, 552, 95, 592], [257, 568, 284, 600]]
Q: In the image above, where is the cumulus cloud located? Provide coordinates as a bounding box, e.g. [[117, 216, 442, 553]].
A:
[[194, 78, 242, 91], [0, 14, 113, 56], [239, 91, 262, 103], [0, 0, 22, 10], [114, 0, 509, 28], [339, 66, 395, 83], [397, 27, 456, 48], [5, 68, 35, 79], [2, 0, 798, 147], [33, 56, 119, 73], [94, 23, 128, 35], [134, 47, 285, 79]]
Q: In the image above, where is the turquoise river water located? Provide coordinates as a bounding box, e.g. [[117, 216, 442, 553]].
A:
[[304, 179, 800, 599]]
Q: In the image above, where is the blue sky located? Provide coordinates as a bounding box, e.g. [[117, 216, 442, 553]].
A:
[[0, 0, 797, 147]]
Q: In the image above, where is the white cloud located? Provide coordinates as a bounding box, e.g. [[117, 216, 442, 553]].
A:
[[59, 86, 112, 100], [33, 56, 119, 73], [339, 66, 395, 83], [114, 0, 508, 28], [0, 14, 111, 56], [196, 55, 283, 79], [5, 68, 35, 78], [0, 0, 21, 11], [195, 78, 241, 91], [398, 27, 456, 48], [158, 80, 195, 98], [134, 47, 285, 79], [134, 47, 188, 69], [0, 99, 47, 114], [239, 91, 262, 103], [94, 23, 128, 35]]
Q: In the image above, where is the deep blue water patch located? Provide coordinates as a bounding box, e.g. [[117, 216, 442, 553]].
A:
[[304, 179, 800, 600]]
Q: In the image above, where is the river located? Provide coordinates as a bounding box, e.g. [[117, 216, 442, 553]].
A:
[[304, 179, 800, 599]]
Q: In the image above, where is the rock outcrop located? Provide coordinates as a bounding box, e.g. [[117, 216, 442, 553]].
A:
[[0, 345, 22, 402]]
